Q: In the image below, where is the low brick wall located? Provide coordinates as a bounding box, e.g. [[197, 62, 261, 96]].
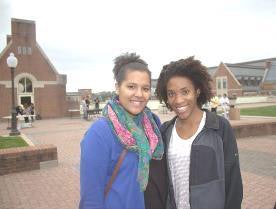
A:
[[0, 144, 57, 176], [233, 121, 276, 138]]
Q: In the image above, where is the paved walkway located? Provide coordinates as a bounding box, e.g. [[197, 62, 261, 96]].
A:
[[0, 113, 275, 209]]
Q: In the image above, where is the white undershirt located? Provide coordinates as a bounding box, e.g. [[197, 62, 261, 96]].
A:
[[168, 112, 206, 209]]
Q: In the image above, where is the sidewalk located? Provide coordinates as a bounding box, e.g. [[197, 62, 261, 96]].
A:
[[0, 115, 275, 209]]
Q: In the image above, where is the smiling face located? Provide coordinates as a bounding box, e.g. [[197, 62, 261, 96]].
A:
[[167, 76, 201, 121], [116, 69, 151, 116]]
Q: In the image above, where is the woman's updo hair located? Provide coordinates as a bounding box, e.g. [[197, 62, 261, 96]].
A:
[[113, 52, 151, 85]]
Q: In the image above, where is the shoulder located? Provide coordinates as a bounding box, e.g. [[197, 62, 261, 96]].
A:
[[151, 112, 161, 127], [89, 117, 109, 130], [217, 114, 231, 129], [82, 117, 114, 146], [85, 117, 113, 136], [160, 116, 177, 133]]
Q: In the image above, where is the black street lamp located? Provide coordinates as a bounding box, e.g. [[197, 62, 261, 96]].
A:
[[7, 52, 20, 136]]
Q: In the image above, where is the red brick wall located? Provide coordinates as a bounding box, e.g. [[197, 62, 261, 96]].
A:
[[0, 85, 11, 117], [34, 85, 67, 118], [261, 83, 276, 90], [0, 144, 57, 176], [233, 121, 276, 138]]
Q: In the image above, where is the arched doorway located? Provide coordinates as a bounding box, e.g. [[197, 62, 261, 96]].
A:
[[17, 77, 34, 107]]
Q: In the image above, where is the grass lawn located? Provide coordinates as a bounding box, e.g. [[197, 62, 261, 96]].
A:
[[0, 136, 29, 149], [240, 105, 276, 117]]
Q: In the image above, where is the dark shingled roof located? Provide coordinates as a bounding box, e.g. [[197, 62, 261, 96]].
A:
[[234, 57, 276, 66], [226, 65, 264, 77], [207, 66, 217, 76]]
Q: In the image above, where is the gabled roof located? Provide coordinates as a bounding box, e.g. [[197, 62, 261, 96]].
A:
[[222, 63, 241, 86]]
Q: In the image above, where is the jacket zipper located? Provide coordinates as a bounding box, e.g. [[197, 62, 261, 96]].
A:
[[189, 128, 207, 208]]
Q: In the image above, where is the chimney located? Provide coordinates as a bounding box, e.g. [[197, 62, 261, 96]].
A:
[[6, 35, 11, 45], [11, 18, 36, 44], [265, 61, 272, 69]]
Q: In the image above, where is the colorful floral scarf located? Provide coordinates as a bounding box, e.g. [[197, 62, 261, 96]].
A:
[[102, 97, 164, 191]]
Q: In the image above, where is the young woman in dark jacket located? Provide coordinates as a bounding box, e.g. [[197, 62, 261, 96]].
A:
[[149, 56, 243, 209]]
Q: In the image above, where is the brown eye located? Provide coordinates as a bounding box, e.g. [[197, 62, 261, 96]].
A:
[[143, 87, 150, 92], [167, 91, 175, 98], [127, 85, 135, 89], [181, 89, 190, 95]]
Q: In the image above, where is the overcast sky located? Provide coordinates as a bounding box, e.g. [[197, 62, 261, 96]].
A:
[[1, 0, 276, 92]]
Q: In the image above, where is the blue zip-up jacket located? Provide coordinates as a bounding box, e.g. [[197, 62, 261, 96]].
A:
[[80, 114, 162, 209], [79, 118, 144, 209]]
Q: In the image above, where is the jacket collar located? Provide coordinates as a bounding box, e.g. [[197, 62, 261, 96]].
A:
[[161, 110, 219, 146], [205, 110, 220, 130]]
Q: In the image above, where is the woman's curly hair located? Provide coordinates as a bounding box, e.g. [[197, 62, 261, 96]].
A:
[[156, 56, 213, 109], [113, 52, 150, 85]]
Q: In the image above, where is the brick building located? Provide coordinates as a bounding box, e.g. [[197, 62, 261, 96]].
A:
[[0, 18, 67, 118], [208, 57, 276, 97]]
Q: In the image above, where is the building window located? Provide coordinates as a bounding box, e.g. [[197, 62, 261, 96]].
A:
[[217, 79, 221, 89], [17, 46, 22, 54], [18, 77, 33, 93], [22, 47, 27, 55], [216, 76, 228, 96], [27, 47, 32, 55], [216, 77, 227, 90], [223, 78, 227, 89]]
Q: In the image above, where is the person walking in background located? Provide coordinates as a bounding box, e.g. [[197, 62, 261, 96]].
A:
[[94, 97, 100, 109], [23, 103, 31, 123], [155, 56, 243, 209], [85, 96, 90, 109], [81, 97, 88, 120], [210, 95, 220, 113], [30, 103, 35, 122], [220, 93, 230, 119], [15, 105, 23, 115], [79, 52, 165, 209], [94, 97, 100, 114]]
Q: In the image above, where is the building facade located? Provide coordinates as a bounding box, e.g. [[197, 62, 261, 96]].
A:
[[0, 18, 67, 118], [208, 57, 276, 97]]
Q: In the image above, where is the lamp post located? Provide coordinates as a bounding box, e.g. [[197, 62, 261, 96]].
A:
[[7, 52, 20, 136]]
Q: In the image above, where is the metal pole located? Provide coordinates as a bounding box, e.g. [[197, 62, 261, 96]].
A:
[[10, 67, 20, 136]]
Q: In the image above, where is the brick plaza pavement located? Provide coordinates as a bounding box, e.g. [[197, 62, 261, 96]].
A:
[[0, 113, 275, 209]]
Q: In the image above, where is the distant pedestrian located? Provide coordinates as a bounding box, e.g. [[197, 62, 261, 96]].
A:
[[210, 95, 220, 113], [23, 103, 31, 123], [81, 98, 88, 120], [30, 103, 35, 122], [220, 93, 230, 119], [94, 97, 100, 114], [85, 96, 90, 109], [15, 105, 23, 115]]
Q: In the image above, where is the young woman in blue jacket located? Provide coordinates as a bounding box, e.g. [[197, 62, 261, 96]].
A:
[[79, 53, 164, 209], [155, 57, 243, 209]]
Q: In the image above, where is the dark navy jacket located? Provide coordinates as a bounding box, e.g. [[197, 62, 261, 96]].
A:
[[161, 111, 243, 209]]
